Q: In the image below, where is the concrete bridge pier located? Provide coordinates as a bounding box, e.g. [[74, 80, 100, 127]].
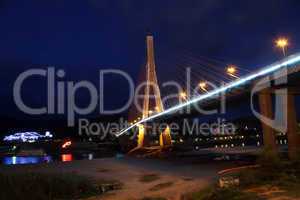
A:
[[286, 89, 300, 160], [258, 88, 278, 154], [159, 126, 172, 148], [259, 87, 300, 160]]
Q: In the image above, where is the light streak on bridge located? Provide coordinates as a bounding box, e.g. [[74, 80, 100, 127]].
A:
[[116, 53, 300, 137]]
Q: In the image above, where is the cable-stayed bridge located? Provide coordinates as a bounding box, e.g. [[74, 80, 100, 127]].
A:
[[118, 35, 300, 159]]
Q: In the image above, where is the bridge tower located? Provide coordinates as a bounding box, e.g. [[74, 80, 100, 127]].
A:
[[137, 35, 172, 148], [142, 35, 164, 118]]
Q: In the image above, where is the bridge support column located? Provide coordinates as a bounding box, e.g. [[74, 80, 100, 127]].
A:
[[159, 126, 172, 148], [258, 89, 277, 153], [137, 124, 150, 148], [286, 90, 300, 160]]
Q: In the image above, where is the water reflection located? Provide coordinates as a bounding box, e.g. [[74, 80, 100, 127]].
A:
[[3, 156, 52, 165], [2, 154, 74, 165], [1, 151, 116, 165], [61, 154, 73, 162]]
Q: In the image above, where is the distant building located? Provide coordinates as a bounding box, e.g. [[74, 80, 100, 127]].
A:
[[3, 131, 53, 143]]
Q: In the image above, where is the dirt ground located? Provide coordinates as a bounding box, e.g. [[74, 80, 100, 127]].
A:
[[0, 156, 238, 200]]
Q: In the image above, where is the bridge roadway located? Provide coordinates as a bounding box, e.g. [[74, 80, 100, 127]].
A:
[[117, 53, 300, 136]]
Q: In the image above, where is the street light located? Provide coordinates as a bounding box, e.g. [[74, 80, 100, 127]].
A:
[[179, 91, 187, 102], [276, 38, 288, 56], [199, 81, 207, 92], [226, 65, 238, 78], [227, 65, 236, 74]]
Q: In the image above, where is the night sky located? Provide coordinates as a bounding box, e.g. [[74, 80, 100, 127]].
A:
[[1, 0, 300, 119]]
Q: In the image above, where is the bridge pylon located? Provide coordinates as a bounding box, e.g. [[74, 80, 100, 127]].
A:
[[136, 35, 172, 150]]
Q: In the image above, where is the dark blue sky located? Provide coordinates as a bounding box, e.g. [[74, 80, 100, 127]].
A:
[[0, 0, 300, 118]]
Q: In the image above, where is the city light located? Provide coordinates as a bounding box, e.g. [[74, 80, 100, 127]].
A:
[[276, 37, 289, 56], [61, 154, 73, 162], [3, 132, 53, 143], [62, 140, 72, 149]]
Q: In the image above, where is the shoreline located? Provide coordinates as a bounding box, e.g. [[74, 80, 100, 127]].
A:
[[0, 156, 240, 200]]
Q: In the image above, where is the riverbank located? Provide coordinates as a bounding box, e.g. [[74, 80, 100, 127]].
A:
[[0, 156, 239, 200]]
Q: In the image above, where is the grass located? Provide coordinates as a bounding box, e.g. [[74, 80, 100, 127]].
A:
[[149, 182, 174, 191], [0, 171, 122, 200], [238, 157, 300, 188], [184, 149, 300, 200], [234, 150, 300, 199], [139, 174, 161, 183], [182, 186, 264, 200]]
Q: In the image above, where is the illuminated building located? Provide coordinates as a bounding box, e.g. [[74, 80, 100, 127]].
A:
[[3, 131, 53, 143]]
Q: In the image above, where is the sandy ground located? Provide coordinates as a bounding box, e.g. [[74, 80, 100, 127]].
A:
[[0, 156, 238, 200]]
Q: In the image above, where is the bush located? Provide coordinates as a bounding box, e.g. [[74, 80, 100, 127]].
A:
[[0, 172, 99, 200]]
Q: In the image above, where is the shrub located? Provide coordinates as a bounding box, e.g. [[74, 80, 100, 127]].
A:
[[0, 172, 99, 200]]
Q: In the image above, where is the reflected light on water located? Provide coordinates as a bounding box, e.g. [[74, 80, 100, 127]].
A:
[[88, 153, 93, 160], [2, 156, 52, 165], [61, 154, 73, 162]]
